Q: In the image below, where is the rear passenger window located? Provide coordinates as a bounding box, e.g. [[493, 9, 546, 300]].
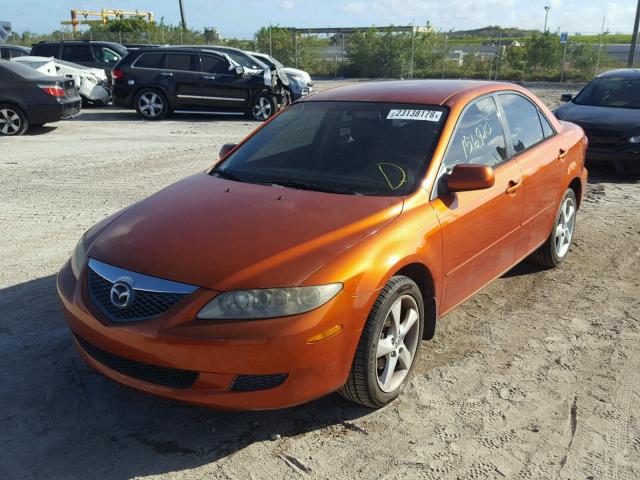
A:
[[33, 44, 59, 58], [0, 48, 9, 60], [135, 53, 164, 69], [10, 49, 28, 59], [539, 111, 555, 138], [166, 54, 196, 71], [61, 45, 94, 62], [499, 93, 545, 153], [200, 55, 228, 74], [442, 96, 507, 169]]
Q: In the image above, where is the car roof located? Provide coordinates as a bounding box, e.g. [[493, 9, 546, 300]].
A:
[[133, 47, 226, 57], [304, 80, 518, 106], [2, 45, 30, 51], [597, 68, 640, 78]]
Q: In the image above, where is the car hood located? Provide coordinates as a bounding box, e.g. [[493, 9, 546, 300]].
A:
[[283, 67, 311, 82], [88, 173, 404, 291], [555, 102, 640, 132]]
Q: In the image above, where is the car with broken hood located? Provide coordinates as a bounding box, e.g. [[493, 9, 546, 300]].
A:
[[12, 56, 110, 106], [248, 51, 313, 101], [57, 80, 587, 410], [111, 47, 286, 121]]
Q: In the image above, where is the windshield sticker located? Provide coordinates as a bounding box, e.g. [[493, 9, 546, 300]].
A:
[[387, 109, 442, 122]]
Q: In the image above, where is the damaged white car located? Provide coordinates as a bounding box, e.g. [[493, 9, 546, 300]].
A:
[[11, 56, 110, 106]]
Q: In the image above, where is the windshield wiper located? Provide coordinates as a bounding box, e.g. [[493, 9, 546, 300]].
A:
[[268, 180, 365, 195], [210, 168, 244, 182]]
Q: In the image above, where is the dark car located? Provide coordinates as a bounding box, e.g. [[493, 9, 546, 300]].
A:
[[111, 47, 285, 121], [178, 45, 291, 106], [0, 45, 31, 60], [555, 69, 640, 174], [30, 41, 128, 74], [0, 60, 81, 135]]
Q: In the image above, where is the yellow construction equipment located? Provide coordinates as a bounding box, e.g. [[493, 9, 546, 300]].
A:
[[61, 9, 155, 33]]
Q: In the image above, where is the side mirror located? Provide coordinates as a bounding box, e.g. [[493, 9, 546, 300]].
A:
[[560, 93, 573, 102], [446, 164, 495, 192], [234, 65, 245, 76], [219, 143, 237, 159]]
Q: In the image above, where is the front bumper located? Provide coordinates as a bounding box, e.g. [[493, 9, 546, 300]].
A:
[[586, 146, 640, 173], [56, 260, 369, 410]]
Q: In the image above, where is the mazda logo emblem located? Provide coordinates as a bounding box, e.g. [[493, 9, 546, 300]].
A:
[[110, 281, 134, 308]]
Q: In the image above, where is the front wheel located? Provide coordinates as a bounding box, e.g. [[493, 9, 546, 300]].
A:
[[529, 188, 577, 267], [250, 91, 277, 121], [339, 276, 424, 408], [134, 89, 168, 120], [0, 104, 29, 136]]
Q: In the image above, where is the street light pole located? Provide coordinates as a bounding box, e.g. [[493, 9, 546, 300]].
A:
[[178, 0, 187, 30], [628, 0, 640, 67], [544, 6, 551, 33]]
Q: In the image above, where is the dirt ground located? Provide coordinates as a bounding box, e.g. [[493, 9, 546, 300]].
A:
[[1, 81, 639, 480]]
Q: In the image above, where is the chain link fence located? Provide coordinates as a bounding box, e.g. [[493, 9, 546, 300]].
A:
[[7, 27, 628, 82]]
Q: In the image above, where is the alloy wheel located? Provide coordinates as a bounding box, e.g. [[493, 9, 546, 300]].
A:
[[253, 97, 272, 120], [138, 92, 163, 118], [555, 196, 576, 258], [0, 109, 22, 135], [376, 295, 420, 393]]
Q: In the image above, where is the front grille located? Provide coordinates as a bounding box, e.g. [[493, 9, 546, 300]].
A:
[[231, 374, 288, 392], [582, 128, 624, 149], [87, 268, 186, 322], [74, 333, 199, 389]]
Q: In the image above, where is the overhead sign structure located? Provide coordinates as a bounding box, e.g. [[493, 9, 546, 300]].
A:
[[560, 32, 569, 44], [0, 22, 11, 44]]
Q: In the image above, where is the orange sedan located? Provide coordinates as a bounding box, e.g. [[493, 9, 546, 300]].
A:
[[57, 80, 587, 409]]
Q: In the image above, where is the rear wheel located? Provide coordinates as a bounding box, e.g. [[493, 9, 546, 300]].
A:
[[339, 276, 424, 408], [250, 91, 277, 121], [529, 188, 577, 267], [134, 89, 168, 120], [0, 104, 29, 136]]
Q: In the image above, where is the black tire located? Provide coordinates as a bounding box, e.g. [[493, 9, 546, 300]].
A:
[[0, 104, 29, 136], [339, 275, 424, 408], [134, 89, 169, 120], [529, 188, 578, 268], [249, 91, 277, 121]]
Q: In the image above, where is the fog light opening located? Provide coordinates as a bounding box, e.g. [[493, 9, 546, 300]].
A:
[[306, 324, 343, 344]]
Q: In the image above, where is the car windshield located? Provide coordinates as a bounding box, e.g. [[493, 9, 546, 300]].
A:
[[212, 101, 447, 196], [574, 76, 640, 109]]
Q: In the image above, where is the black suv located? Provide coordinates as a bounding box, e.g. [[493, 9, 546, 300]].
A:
[[30, 41, 128, 73], [111, 47, 286, 121]]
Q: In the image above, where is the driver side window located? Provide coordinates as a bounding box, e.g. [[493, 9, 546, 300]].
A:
[[442, 96, 507, 171]]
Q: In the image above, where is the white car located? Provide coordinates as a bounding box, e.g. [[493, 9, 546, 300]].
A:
[[11, 56, 110, 105], [249, 52, 313, 101]]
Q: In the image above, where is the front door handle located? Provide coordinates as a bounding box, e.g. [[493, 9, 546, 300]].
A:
[[505, 179, 523, 195], [202, 75, 216, 80], [160, 72, 173, 77]]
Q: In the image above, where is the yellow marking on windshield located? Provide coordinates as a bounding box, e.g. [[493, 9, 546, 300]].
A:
[[377, 163, 407, 191]]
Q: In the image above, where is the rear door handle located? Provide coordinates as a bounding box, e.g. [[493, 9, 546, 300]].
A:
[[559, 148, 568, 159], [160, 72, 173, 77], [505, 179, 523, 195], [202, 75, 216, 80]]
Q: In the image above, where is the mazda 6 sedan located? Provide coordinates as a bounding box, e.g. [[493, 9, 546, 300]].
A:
[[57, 80, 588, 410]]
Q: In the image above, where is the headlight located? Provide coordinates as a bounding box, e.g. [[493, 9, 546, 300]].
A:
[[628, 136, 640, 144], [70, 235, 88, 279], [197, 284, 343, 320], [288, 73, 303, 81]]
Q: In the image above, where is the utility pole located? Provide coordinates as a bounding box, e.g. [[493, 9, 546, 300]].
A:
[[595, 15, 606, 76], [543, 6, 551, 33], [409, 20, 416, 79], [629, 0, 640, 67], [178, 0, 187, 30]]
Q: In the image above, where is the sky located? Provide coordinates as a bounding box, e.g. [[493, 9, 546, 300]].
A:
[[2, 0, 635, 38]]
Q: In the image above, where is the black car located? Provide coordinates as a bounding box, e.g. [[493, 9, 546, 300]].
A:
[[0, 45, 31, 60], [555, 69, 640, 174], [0, 60, 81, 136], [30, 41, 128, 74], [111, 47, 285, 121]]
